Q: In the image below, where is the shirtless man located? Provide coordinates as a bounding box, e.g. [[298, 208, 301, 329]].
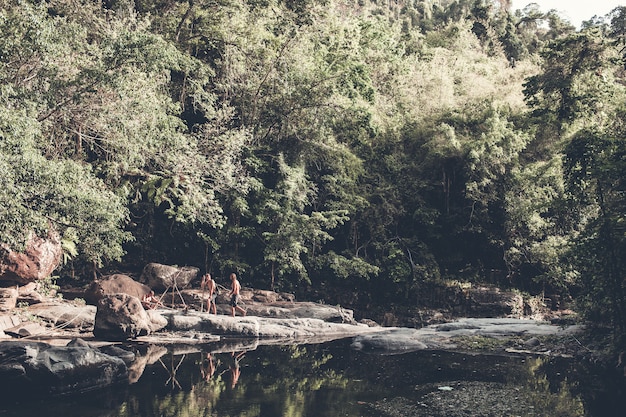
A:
[[229, 273, 246, 317], [201, 273, 217, 314]]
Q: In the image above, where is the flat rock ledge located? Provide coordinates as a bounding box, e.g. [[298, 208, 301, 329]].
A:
[[158, 310, 384, 342], [0, 298, 383, 346], [351, 317, 584, 355]]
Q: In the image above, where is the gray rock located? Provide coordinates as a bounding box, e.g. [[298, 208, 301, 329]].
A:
[[524, 336, 541, 347], [241, 301, 357, 323], [4, 321, 48, 338], [158, 310, 382, 342], [0, 340, 128, 397], [139, 263, 199, 290], [352, 328, 441, 354], [28, 301, 96, 330], [351, 318, 583, 354]]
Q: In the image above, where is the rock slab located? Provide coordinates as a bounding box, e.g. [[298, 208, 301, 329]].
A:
[[351, 317, 583, 354], [0, 340, 128, 397]]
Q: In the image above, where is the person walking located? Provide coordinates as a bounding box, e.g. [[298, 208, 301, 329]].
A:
[[229, 273, 246, 317], [201, 273, 217, 314]]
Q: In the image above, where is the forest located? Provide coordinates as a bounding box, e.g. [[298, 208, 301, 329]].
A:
[[1, 0, 625, 349]]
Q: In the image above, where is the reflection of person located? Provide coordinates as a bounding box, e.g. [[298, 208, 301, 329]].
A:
[[200, 353, 216, 382], [141, 290, 162, 310], [229, 273, 246, 317], [229, 351, 246, 389], [201, 273, 217, 314]]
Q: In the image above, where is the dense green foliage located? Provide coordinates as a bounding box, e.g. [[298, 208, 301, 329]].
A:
[[1, 0, 625, 345]]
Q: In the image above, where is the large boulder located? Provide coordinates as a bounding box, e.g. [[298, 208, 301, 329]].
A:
[[93, 294, 166, 340], [0, 233, 62, 285], [0, 340, 128, 398], [139, 263, 199, 291], [85, 274, 151, 305]]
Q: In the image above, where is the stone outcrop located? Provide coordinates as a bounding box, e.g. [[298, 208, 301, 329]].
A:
[[351, 317, 583, 354], [84, 273, 152, 305], [93, 294, 167, 340], [0, 340, 128, 398], [241, 301, 357, 324], [158, 310, 382, 343], [0, 233, 62, 285], [139, 263, 199, 290]]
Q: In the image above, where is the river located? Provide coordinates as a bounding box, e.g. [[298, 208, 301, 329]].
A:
[[1, 338, 624, 417]]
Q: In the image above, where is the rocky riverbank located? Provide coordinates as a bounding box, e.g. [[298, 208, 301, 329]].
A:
[[0, 263, 620, 401]]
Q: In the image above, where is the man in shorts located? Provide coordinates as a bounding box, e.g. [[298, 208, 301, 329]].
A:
[[229, 273, 246, 317]]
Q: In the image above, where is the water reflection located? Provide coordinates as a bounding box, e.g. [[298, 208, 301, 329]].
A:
[[1, 339, 624, 417]]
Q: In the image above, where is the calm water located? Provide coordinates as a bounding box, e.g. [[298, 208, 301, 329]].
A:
[[1, 338, 624, 417]]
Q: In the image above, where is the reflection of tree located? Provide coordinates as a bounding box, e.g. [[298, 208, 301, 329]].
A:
[[113, 343, 358, 417], [512, 356, 585, 416], [159, 353, 186, 389], [110, 343, 590, 417]]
